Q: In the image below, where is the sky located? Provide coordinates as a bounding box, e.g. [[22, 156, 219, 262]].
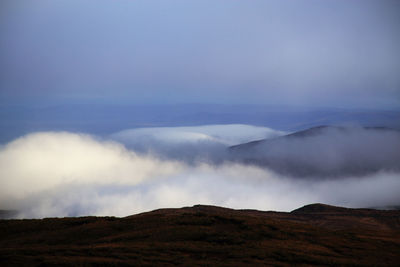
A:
[[0, 1, 400, 218], [1, 0, 400, 108]]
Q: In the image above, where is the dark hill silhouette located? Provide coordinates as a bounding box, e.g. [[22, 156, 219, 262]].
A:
[[291, 203, 352, 213], [230, 125, 398, 149], [1, 204, 399, 266], [229, 125, 400, 177]]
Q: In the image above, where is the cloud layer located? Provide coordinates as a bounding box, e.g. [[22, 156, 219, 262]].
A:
[[112, 124, 284, 146], [0, 126, 399, 218], [1, 1, 399, 108], [0, 132, 181, 202], [111, 124, 285, 163]]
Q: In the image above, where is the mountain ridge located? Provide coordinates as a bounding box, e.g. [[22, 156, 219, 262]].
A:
[[228, 125, 400, 177], [230, 125, 399, 150]]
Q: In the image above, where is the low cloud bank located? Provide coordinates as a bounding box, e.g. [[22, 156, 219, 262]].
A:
[[112, 124, 285, 146], [0, 132, 181, 202], [0, 126, 399, 218], [111, 124, 285, 163]]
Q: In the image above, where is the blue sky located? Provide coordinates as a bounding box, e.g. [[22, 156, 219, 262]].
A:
[[1, 0, 399, 108]]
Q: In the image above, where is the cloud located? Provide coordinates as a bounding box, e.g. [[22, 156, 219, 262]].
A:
[[0, 132, 181, 201], [1, 1, 399, 108], [111, 124, 285, 163], [112, 124, 285, 146], [0, 129, 399, 218]]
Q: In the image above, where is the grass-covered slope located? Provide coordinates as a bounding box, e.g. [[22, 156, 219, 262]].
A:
[[1, 204, 399, 266]]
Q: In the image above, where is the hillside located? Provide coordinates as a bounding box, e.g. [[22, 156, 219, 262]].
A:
[[1, 204, 399, 266], [228, 126, 400, 177]]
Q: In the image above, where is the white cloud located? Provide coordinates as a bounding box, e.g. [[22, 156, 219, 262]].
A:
[[0, 132, 181, 200], [110, 124, 286, 163], [111, 124, 285, 146]]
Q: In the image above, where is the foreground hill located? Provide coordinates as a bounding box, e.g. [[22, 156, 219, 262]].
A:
[[229, 126, 400, 177], [1, 204, 399, 266]]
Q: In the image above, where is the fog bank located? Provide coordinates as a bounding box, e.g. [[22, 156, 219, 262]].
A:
[[0, 129, 399, 218]]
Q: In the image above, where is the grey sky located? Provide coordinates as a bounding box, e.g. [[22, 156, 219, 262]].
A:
[[1, 0, 399, 108]]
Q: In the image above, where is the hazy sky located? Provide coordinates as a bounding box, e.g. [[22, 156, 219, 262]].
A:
[[1, 0, 400, 108]]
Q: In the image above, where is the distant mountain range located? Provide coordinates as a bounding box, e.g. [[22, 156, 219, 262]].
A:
[[229, 125, 400, 177]]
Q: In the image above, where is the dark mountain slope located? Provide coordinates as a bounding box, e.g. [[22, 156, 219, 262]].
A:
[[291, 203, 352, 213], [1, 204, 399, 266], [229, 126, 400, 177]]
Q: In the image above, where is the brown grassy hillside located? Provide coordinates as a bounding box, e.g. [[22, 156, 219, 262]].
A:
[[1, 204, 399, 266]]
